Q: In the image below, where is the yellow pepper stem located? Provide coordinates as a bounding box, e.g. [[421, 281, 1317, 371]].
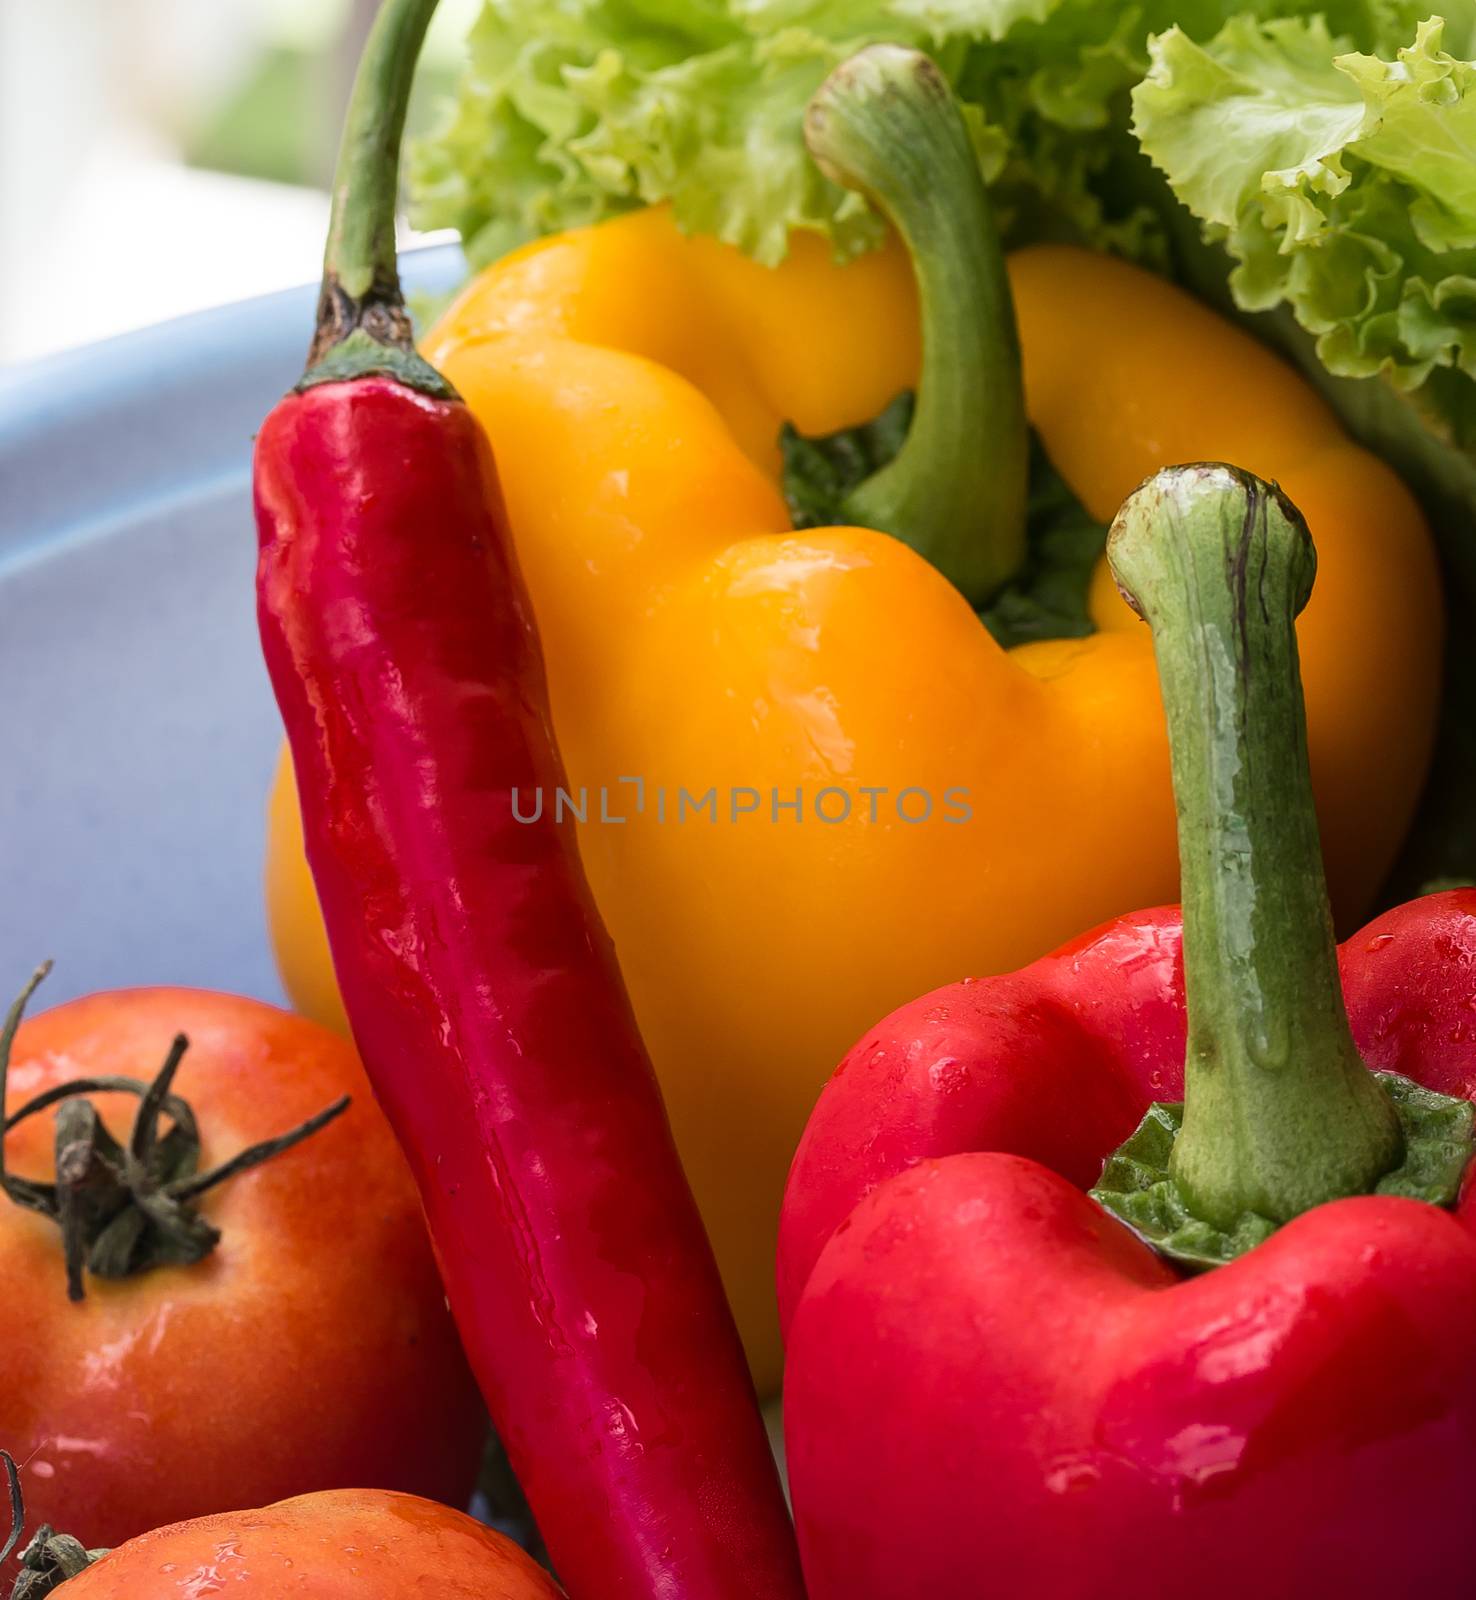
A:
[[805, 45, 1027, 606], [1107, 464, 1404, 1229]]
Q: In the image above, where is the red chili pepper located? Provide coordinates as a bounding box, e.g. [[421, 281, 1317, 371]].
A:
[[253, 5, 803, 1596], [778, 464, 1476, 1599]]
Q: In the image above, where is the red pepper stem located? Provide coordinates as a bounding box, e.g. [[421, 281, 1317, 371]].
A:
[[805, 46, 1027, 607], [302, 0, 451, 396], [1107, 465, 1403, 1229]]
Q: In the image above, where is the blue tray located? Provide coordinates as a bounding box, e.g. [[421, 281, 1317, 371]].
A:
[[0, 245, 465, 1008]]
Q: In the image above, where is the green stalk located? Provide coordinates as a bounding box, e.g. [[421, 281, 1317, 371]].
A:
[[804, 46, 1027, 606], [1107, 464, 1403, 1228], [3, 1451, 108, 1597], [0, 966, 350, 1302], [301, 0, 450, 394]]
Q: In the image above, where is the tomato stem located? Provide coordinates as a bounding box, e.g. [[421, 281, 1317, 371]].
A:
[[0, 967, 350, 1301], [2, 1453, 22, 1569], [2, 1451, 107, 1600]]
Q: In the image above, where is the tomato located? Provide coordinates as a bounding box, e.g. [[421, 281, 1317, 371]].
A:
[[0, 985, 483, 1553], [24, 1489, 561, 1598]]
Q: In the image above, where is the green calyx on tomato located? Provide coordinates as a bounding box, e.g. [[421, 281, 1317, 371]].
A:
[[0, 965, 350, 1302], [2, 1450, 105, 1600]]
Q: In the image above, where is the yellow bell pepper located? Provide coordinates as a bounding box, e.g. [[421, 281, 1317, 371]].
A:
[[266, 51, 1441, 1391]]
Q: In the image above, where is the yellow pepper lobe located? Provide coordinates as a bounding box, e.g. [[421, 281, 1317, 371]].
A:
[[266, 206, 1441, 1391]]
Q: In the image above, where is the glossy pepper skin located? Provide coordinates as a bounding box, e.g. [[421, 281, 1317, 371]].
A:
[[255, 5, 802, 1593], [776, 458, 1476, 1600], [779, 895, 1476, 1597], [256, 377, 803, 1600], [268, 204, 1441, 1395]]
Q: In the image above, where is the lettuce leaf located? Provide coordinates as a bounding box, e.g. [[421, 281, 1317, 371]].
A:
[[1134, 12, 1476, 409], [413, 0, 1421, 272], [1127, 9, 1476, 891]]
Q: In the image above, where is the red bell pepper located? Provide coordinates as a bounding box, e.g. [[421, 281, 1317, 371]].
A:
[[253, 4, 803, 1596], [779, 463, 1476, 1599]]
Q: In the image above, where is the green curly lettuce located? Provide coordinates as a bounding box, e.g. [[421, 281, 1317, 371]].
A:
[[411, 0, 1430, 273], [410, 0, 1083, 268], [1134, 12, 1476, 413]]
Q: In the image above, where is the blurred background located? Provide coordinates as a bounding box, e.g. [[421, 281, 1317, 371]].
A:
[[0, 0, 477, 363]]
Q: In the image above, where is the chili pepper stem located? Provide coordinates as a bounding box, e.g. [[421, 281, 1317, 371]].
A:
[[1107, 464, 1403, 1228], [805, 45, 1028, 606], [301, 0, 451, 395]]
